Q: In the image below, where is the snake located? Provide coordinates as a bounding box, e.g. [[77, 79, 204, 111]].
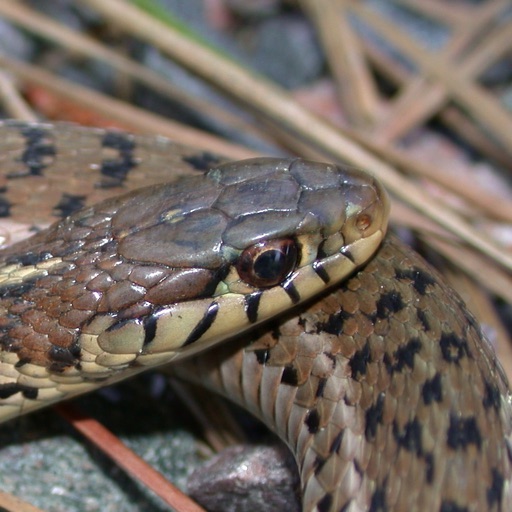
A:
[[0, 120, 510, 511]]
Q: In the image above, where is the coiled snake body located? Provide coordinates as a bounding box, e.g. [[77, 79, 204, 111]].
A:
[[0, 121, 510, 511]]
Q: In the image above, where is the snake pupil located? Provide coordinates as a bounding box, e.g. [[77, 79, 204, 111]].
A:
[[254, 250, 287, 280], [237, 239, 298, 288]]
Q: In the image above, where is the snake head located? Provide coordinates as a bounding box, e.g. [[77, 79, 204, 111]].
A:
[[118, 157, 389, 361]]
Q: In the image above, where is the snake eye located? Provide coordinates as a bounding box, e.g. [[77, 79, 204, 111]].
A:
[[237, 239, 298, 288]]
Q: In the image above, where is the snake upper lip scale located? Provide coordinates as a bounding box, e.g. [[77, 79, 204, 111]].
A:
[[0, 120, 510, 512]]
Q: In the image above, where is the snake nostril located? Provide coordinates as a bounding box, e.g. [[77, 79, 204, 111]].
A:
[[356, 214, 372, 232]]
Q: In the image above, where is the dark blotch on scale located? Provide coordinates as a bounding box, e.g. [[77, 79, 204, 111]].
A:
[[0, 383, 38, 400], [395, 267, 436, 295], [447, 415, 482, 450], [487, 468, 505, 508], [305, 408, 320, 433], [365, 393, 385, 441], [422, 373, 443, 405], [393, 418, 424, 456], [0, 279, 38, 298], [439, 501, 469, 512], [384, 338, 422, 375], [354, 459, 364, 477], [440, 332, 471, 364], [315, 377, 327, 398], [340, 247, 355, 263], [183, 152, 222, 171], [183, 301, 220, 346], [143, 314, 158, 346], [375, 291, 406, 320], [282, 281, 300, 304], [330, 431, 344, 454], [424, 453, 435, 484], [53, 193, 87, 218], [483, 380, 501, 411], [317, 310, 351, 336], [316, 493, 332, 512], [281, 365, 299, 386], [313, 455, 326, 476], [349, 342, 371, 380], [99, 131, 138, 187], [312, 261, 330, 284], [244, 292, 262, 324], [0, 193, 11, 218], [416, 309, 431, 332], [48, 342, 81, 372], [254, 349, 270, 365], [19, 126, 56, 176], [369, 485, 388, 512]]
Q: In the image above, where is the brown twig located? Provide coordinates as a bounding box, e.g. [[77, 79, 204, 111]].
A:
[[0, 71, 36, 121], [361, 37, 512, 167], [0, 54, 257, 160], [0, 491, 46, 512], [371, 0, 512, 143], [300, 0, 380, 127], [0, 2, 269, 144], [394, 0, 473, 26], [349, 0, 512, 152], [55, 404, 206, 512]]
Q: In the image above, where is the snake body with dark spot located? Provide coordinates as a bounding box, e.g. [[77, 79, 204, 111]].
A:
[[0, 120, 510, 512]]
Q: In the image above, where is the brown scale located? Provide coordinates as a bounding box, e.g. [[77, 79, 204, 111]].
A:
[[175, 236, 512, 512]]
